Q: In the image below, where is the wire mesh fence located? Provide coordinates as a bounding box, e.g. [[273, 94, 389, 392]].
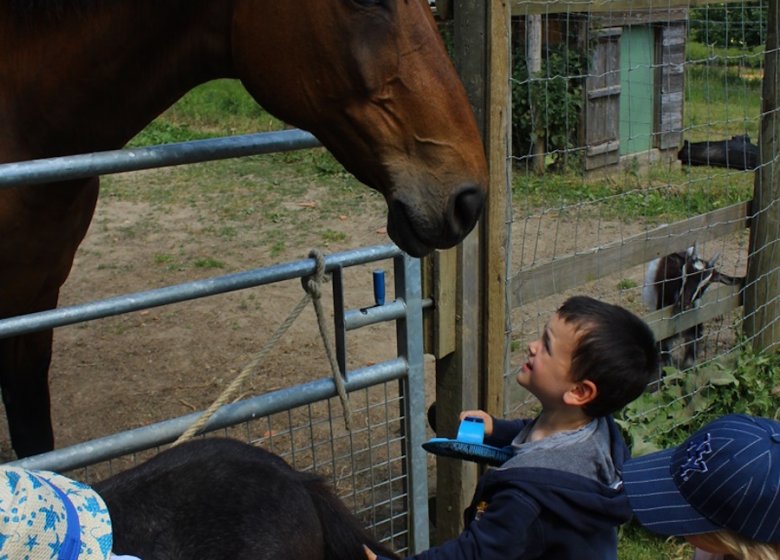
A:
[[54, 384, 416, 553], [503, 0, 779, 432]]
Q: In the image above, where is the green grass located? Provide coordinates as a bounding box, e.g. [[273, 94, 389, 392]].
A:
[[685, 40, 764, 70], [193, 257, 225, 269], [618, 523, 692, 560], [513, 164, 753, 223], [682, 40, 763, 141], [102, 78, 384, 258], [128, 79, 286, 146], [684, 63, 762, 141]]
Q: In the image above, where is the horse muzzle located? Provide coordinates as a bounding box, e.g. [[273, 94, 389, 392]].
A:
[[386, 183, 485, 257]]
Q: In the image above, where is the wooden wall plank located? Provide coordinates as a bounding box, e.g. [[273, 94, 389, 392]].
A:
[[513, 0, 743, 16], [511, 202, 749, 307], [659, 23, 686, 150], [644, 284, 743, 340], [584, 29, 621, 171], [424, 250, 457, 358]]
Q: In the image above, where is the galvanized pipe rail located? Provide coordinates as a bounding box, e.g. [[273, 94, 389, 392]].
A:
[[0, 129, 320, 188], [0, 244, 417, 339], [10, 358, 409, 473]]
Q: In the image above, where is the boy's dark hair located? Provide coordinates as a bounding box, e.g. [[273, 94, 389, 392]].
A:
[[557, 296, 658, 417]]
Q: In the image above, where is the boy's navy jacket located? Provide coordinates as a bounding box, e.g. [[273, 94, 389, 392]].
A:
[[381, 415, 632, 560]]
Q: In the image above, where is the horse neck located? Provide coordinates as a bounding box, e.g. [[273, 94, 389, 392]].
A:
[[0, 0, 236, 160]]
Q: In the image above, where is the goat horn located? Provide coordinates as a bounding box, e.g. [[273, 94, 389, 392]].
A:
[[709, 252, 720, 267]]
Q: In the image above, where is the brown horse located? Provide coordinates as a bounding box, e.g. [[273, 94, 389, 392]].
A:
[[0, 1, 488, 458]]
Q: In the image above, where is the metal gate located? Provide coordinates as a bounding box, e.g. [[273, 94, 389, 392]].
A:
[[0, 131, 430, 554]]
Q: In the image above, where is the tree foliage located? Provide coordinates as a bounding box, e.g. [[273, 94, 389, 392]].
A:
[[689, 1, 766, 49], [512, 43, 585, 170]]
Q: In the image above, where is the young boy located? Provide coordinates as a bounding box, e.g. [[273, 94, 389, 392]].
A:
[[367, 295, 659, 560]]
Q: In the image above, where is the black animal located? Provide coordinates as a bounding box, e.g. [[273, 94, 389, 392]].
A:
[[642, 246, 743, 370], [94, 438, 398, 560], [678, 135, 759, 170]]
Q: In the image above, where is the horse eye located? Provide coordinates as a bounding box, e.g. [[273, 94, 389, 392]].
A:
[[353, 0, 386, 7]]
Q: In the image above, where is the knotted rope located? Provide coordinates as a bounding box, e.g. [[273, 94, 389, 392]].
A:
[[173, 249, 351, 446]]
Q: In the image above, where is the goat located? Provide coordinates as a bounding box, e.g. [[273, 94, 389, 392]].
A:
[[642, 246, 743, 371], [93, 437, 398, 560]]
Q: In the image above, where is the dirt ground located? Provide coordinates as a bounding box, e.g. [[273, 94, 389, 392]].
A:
[[0, 160, 750, 463], [0, 161, 409, 461]]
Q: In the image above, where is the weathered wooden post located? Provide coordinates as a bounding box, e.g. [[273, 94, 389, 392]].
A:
[[527, 15, 546, 173], [425, 0, 511, 543], [744, 0, 780, 352]]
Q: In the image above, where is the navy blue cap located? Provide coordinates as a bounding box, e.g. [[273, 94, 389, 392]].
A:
[[622, 414, 780, 543]]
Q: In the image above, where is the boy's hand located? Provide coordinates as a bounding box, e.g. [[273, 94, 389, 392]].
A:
[[364, 545, 378, 560], [459, 410, 493, 436]]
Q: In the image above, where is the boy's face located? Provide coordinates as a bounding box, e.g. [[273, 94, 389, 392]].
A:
[[517, 312, 580, 408]]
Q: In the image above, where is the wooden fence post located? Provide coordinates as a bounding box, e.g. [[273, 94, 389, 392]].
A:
[[744, 0, 780, 352], [428, 0, 511, 544]]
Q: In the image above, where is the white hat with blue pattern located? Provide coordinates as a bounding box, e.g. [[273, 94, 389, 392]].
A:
[[0, 465, 112, 559]]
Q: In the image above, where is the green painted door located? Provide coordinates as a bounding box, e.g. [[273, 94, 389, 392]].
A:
[[619, 26, 654, 155]]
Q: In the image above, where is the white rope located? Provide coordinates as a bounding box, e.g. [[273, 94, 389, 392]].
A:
[[173, 249, 351, 445]]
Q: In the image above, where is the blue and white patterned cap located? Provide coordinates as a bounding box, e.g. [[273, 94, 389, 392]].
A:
[[0, 466, 113, 559], [623, 414, 780, 543]]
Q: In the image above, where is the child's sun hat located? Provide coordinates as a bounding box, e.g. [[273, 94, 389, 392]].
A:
[[622, 414, 780, 543], [0, 465, 113, 559]]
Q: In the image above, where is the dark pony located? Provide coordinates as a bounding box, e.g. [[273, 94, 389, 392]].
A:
[[678, 135, 759, 171], [0, 0, 488, 458], [94, 438, 399, 560]]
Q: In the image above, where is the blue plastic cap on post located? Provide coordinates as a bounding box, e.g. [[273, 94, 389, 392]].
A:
[[373, 269, 386, 306]]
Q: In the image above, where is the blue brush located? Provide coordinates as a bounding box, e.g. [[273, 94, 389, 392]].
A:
[[422, 416, 513, 467]]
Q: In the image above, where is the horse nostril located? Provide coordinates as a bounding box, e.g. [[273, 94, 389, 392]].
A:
[[450, 184, 485, 237]]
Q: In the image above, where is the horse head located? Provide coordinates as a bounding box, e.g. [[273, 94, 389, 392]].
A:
[[231, 0, 488, 257]]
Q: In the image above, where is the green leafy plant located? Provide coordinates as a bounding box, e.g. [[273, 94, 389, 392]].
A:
[[617, 344, 780, 456], [512, 43, 585, 170], [689, 1, 766, 49]]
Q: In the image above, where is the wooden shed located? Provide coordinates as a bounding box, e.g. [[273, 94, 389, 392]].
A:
[[585, 9, 687, 172], [512, 7, 687, 174]]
